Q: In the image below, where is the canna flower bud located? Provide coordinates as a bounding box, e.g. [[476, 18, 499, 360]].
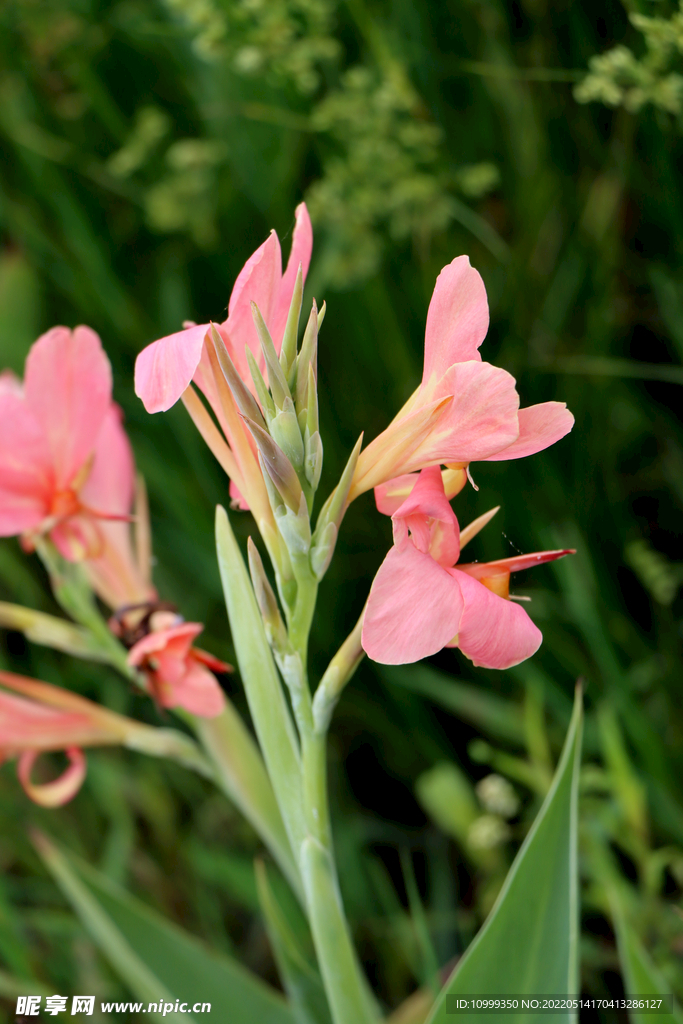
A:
[[210, 325, 266, 429], [310, 521, 337, 581], [305, 430, 323, 491], [248, 420, 303, 512], [279, 263, 304, 380], [270, 397, 305, 473], [275, 494, 312, 557], [251, 302, 292, 411], [311, 434, 363, 574], [295, 301, 319, 418]]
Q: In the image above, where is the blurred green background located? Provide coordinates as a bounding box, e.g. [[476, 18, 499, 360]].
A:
[[1, 0, 683, 1019]]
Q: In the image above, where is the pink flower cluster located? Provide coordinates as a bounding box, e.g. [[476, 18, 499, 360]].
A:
[[132, 210, 574, 671]]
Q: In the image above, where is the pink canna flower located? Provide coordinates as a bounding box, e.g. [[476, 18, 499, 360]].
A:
[[361, 466, 573, 669], [0, 325, 112, 555], [0, 670, 147, 806], [127, 617, 228, 718], [349, 257, 574, 502], [134, 205, 313, 524]]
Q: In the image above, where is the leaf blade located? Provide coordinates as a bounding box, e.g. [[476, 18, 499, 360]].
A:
[[426, 686, 583, 1024]]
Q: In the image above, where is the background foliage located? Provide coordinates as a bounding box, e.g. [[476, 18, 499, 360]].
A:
[[1, 0, 683, 1019]]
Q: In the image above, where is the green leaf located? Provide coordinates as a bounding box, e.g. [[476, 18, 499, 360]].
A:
[[215, 506, 306, 874], [34, 832, 295, 1024], [611, 892, 683, 1024], [193, 698, 303, 901], [425, 686, 583, 1024], [255, 858, 333, 1024]]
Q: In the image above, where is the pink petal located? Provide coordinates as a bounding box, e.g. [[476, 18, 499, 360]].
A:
[[375, 473, 420, 516], [422, 257, 488, 385], [0, 392, 51, 534], [127, 622, 203, 668], [135, 323, 209, 414], [229, 479, 250, 510], [270, 203, 314, 349], [0, 370, 23, 397], [50, 514, 103, 561], [81, 404, 135, 517], [224, 231, 282, 367], [485, 402, 575, 461], [362, 543, 464, 665], [392, 465, 460, 567], [448, 570, 542, 669], [81, 405, 152, 607], [404, 361, 520, 470], [457, 548, 574, 580], [0, 690, 93, 749], [24, 326, 112, 490], [159, 659, 225, 718]]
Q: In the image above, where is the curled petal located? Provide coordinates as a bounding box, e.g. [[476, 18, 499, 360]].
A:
[[423, 256, 488, 384], [135, 323, 209, 413], [25, 326, 112, 489], [393, 466, 460, 567], [485, 402, 574, 462], [17, 747, 87, 807], [362, 543, 464, 665], [448, 570, 542, 669], [270, 203, 313, 348]]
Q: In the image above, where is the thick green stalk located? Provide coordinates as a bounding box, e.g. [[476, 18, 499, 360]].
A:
[[284, 563, 377, 1024]]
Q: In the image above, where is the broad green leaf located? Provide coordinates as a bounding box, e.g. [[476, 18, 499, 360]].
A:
[[193, 697, 303, 901], [255, 858, 333, 1024], [215, 506, 306, 872], [35, 832, 295, 1024], [425, 686, 583, 1024], [611, 892, 683, 1024]]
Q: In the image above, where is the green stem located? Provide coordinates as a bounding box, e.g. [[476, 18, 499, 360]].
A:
[[302, 730, 331, 850], [285, 579, 376, 1024]]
